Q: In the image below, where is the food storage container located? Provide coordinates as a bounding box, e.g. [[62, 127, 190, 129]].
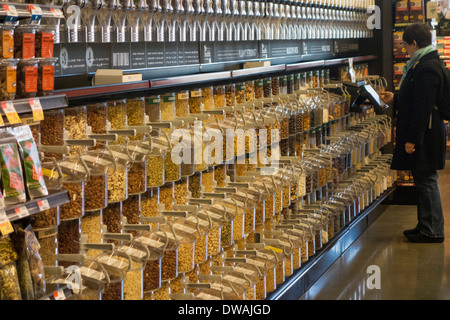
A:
[[36, 25, 56, 58], [57, 218, 82, 268], [16, 58, 38, 99], [146, 146, 165, 188], [107, 99, 127, 144], [127, 139, 151, 195], [145, 95, 161, 137], [118, 240, 149, 300], [202, 86, 214, 110], [14, 25, 37, 59], [126, 97, 145, 141], [0, 25, 14, 59], [0, 58, 18, 101], [107, 144, 133, 203], [175, 90, 189, 118]]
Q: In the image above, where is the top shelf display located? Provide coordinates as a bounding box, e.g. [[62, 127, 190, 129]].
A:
[[0, 3, 64, 22]]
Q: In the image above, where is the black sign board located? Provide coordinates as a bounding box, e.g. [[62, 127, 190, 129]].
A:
[[268, 40, 302, 58], [304, 40, 333, 56], [86, 43, 112, 73], [334, 39, 359, 54], [111, 43, 131, 69], [165, 42, 179, 66], [59, 43, 87, 75], [130, 42, 147, 69], [179, 42, 200, 65], [146, 42, 165, 68], [53, 44, 61, 76]]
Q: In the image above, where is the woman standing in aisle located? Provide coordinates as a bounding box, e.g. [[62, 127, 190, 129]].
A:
[[382, 23, 447, 243]]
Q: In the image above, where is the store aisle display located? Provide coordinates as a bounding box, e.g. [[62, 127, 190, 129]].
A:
[[300, 161, 450, 300]]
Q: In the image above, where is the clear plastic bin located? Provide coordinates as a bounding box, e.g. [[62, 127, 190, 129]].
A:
[[0, 25, 14, 59], [0, 58, 18, 100], [16, 58, 38, 99], [14, 25, 37, 59]]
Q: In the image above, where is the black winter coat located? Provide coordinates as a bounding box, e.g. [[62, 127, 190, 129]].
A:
[[390, 51, 447, 172]]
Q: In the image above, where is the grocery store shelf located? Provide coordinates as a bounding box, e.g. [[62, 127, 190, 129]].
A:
[[324, 55, 378, 66], [286, 55, 378, 71], [38, 284, 73, 300], [266, 184, 396, 300], [231, 65, 286, 78], [285, 60, 326, 71], [4, 94, 68, 116], [6, 190, 70, 223], [55, 81, 151, 101], [0, 3, 64, 20], [149, 71, 232, 89]]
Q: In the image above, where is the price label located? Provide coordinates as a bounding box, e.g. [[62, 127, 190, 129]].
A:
[[14, 206, 30, 219], [29, 98, 44, 122], [37, 199, 50, 211], [1, 101, 21, 124], [0, 210, 13, 235], [53, 289, 66, 300], [49, 7, 63, 18], [3, 4, 18, 25], [27, 5, 42, 25]]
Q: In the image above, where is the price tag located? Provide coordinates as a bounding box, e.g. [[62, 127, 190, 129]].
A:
[[37, 199, 50, 211], [1, 101, 21, 124], [14, 206, 30, 219], [0, 210, 14, 235], [29, 98, 44, 122], [53, 289, 66, 300], [2, 4, 18, 25], [27, 5, 42, 25], [49, 7, 64, 18]]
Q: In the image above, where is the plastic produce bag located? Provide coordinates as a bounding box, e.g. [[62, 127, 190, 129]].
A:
[[0, 235, 21, 300], [10, 125, 48, 199], [12, 227, 34, 300], [24, 225, 46, 296], [0, 131, 26, 205]]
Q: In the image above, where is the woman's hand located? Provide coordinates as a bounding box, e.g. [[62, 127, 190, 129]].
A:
[[405, 142, 415, 154], [380, 91, 394, 105]]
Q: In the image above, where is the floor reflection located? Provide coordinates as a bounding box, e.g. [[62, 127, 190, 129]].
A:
[[301, 163, 450, 300]]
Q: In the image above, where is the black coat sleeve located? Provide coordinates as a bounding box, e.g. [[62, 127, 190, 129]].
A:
[[405, 69, 441, 145]]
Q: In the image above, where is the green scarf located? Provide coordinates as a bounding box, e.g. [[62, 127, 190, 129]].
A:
[[399, 45, 436, 88]]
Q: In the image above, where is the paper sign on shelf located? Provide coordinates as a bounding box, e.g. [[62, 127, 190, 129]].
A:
[[1, 101, 21, 124], [0, 210, 14, 235], [29, 98, 44, 121], [27, 5, 42, 24], [3, 4, 18, 25], [14, 206, 30, 219], [37, 199, 50, 211]]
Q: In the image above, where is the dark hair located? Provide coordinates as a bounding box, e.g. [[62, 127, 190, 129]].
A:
[[403, 23, 432, 48]]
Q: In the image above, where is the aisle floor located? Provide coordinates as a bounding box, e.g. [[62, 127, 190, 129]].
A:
[[300, 164, 450, 300]]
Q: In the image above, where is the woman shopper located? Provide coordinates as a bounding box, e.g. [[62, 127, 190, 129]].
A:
[[382, 23, 447, 243]]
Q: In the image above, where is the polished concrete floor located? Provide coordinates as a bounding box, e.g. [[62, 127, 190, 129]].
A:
[[300, 164, 450, 300]]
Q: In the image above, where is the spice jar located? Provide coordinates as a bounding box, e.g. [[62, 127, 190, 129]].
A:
[[64, 105, 87, 155], [0, 58, 18, 101], [16, 58, 38, 99], [151, 229, 180, 282], [14, 25, 37, 59], [107, 145, 131, 203], [102, 202, 122, 243], [122, 194, 141, 237], [107, 99, 127, 144], [146, 95, 161, 137], [189, 88, 202, 114], [156, 136, 181, 183], [0, 25, 14, 59], [58, 155, 88, 220], [171, 220, 196, 274], [118, 241, 149, 300], [36, 25, 56, 58], [127, 139, 151, 195], [175, 90, 189, 118], [82, 150, 111, 212], [147, 146, 165, 188], [141, 188, 160, 228], [86, 102, 108, 149], [202, 86, 214, 110], [126, 97, 145, 141], [57, 218, 81, 268], [35, 230, 58, 266], [159, 182, 175, 213]]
